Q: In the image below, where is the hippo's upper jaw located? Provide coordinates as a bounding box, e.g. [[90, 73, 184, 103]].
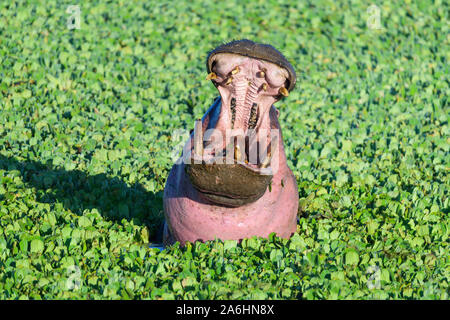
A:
[[184, 40, 297, 207]]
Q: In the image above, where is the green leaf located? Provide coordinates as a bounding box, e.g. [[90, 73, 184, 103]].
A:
[[345, 250, 359, 265], [78, 216, 92, 228], [223, 240, 238, 251], [30, 238, 44, 254]]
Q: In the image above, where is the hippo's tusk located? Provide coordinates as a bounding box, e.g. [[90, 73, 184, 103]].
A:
[[260, 151, 271, 168], [234, 144, 242, 162], [260, 136, 278, 168], [194, 119, 203, 157], [206, 72, 217, 80], [279, 87, 289, 97]]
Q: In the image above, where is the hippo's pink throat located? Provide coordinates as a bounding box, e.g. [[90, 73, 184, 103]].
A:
[[185, 53, 291, 207]]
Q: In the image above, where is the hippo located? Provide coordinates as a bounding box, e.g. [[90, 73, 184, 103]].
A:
[[163, 39, 299, 246]]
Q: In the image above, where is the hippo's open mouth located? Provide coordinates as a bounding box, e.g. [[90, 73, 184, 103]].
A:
[[184, 40, 296, 207]]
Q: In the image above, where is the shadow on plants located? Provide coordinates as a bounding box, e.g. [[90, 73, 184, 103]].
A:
[[0, 154, 164, 242]]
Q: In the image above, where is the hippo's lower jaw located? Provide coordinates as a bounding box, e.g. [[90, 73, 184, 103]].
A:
[[186, 162, 273, 207], [163, 40, 299, 246]]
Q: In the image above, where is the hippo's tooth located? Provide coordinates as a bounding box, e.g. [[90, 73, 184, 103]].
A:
[[234, 144, 242, 162], [262, 83, 267, 92], [206, 72, 217, 80], [226, 77, 233, 85], [194, 119, 203, 157], [260, 151, 272, 168], [279, 87, 289, 97], [260, 137, 278, 168], [256, 71, 265, 78], [231, 66, 240, 75]]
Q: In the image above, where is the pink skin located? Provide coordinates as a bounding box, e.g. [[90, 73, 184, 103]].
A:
[[163, 54, 298, 246]]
